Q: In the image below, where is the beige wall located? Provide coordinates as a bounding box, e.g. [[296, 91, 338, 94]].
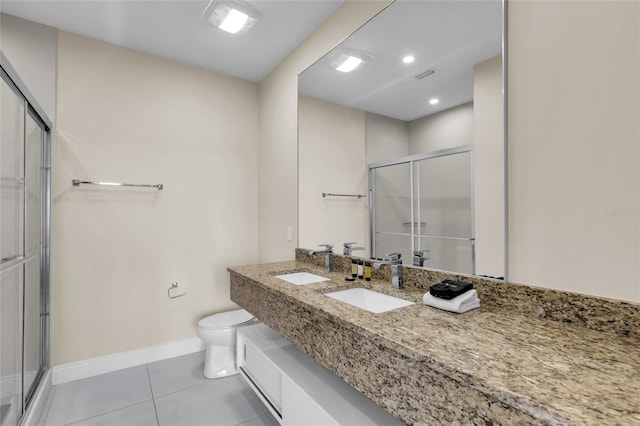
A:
[[298, 96, 368, 252], [54, 32, 259, 365], [366, 113, 409, 164], [258, 1, 392, 261], [408, 103, 474, 154], [0, 13, 57, 122], [474, 55, 504, 278], [508, 1, 639, 302]]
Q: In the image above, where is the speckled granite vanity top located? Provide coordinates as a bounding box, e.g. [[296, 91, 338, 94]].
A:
[[229, 255, 640, 425]]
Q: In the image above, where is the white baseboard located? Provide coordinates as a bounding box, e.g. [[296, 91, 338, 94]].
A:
[[52, 337, 205, 385], [1, 374, 20, 401]]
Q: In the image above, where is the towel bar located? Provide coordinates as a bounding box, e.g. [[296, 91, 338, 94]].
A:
[[72, 179, 163, 190], [322, 192, 365, 199]]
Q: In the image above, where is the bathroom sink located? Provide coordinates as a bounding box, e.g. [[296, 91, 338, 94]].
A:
[[274, 272, 330, 285], [324, 288, 414, 313]]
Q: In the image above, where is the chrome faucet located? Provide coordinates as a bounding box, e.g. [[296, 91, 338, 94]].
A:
[[343, 242, 364, 256], [309, 244, 334, 272], [412, 249, 431, 267], [373, 253, 403, 289]]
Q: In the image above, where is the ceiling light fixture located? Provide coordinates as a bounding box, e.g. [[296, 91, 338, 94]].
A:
[[429, 98, 440, 105], [402, 55, 415, 64], [203, 1, 260, 34], [337, 56, 362, 72], [330, 50, 372, 73]]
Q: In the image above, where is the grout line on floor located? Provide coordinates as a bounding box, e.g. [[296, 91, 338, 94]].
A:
[[62, 400, 155, 426], [149, 375, 222, 401], [145, 365, 160, 426]]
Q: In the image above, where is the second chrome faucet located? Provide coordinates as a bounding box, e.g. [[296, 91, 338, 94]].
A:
[[309, 244, 334, 272], [343, 242, 364, 256], [373, 253, 404, 289]]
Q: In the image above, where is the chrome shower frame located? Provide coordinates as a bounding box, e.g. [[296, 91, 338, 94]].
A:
[[1, 51, 52, 424]]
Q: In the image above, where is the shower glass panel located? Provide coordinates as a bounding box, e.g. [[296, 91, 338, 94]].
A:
[[23, 110, 45, 403], [413, 151, 474, 274], [1, 61, 51, 425], [415, 236, 475, 275], [370, 146, 474, 273], [23, 258, 42, 401], [25, 111, 43, 256], [374, 233, 413, 264], [0, 267, 24, 426], [414, 152, 472, 238], [370, 162, 412, 261], [1, 78, 25, 264]]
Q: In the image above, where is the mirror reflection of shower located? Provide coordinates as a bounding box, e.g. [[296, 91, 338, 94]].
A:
[[370, 147, 474, 275]]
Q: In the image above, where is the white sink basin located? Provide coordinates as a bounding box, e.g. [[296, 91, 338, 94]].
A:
[[324, 288, 414, 313], [275, 272, 330, 285]]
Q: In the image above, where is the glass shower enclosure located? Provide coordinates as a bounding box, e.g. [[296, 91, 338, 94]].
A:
[[369, 146, 475, 275], [1, 56, 51, 426]]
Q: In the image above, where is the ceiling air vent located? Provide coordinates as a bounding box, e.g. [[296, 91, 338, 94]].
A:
[[414, 69, 436, 80]]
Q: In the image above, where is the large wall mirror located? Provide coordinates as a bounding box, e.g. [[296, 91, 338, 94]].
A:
[[298, 0, 505, 279]]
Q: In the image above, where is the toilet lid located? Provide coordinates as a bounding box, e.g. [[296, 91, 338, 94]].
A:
[[198, 309, 255, 329]]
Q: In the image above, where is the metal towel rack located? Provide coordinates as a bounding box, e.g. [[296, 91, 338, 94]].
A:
[[322, 192, 366, 199], [72, 179, 163, 190]]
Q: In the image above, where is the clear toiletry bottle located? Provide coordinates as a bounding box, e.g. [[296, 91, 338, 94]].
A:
[[358, 260, 364, 279]]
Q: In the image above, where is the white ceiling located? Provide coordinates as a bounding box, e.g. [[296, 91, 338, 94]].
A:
[[1, 0, 503, 120], [0, 0, 344, 82], [298, 0, 503, 121]]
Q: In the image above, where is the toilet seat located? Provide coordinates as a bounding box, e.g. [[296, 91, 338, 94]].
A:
[[198, 309, 255, 330]]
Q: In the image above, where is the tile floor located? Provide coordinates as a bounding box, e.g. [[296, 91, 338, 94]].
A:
[[40, 352, 279, 426]]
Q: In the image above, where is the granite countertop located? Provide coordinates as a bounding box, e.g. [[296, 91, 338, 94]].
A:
[[228, 259, 640, 425]]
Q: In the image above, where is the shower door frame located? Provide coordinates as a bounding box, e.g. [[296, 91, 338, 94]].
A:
[[368, 145, 475, 273], [0, 52, 52, 422]]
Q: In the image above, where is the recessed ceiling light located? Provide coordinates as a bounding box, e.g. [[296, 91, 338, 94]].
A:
[[429, 98, 440, 105], [336, 56, 363, 73], [402, 55, 415, 64], [203, 1, 260, 34], [330, 50, 372, 73], [219, 9, 249, 33]]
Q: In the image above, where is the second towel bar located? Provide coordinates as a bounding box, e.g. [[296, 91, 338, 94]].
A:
[[322, 192, 366, 199], [72, 179, 163, 190]]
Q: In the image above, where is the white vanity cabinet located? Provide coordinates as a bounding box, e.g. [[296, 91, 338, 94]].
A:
[[241, 334, 284, 414], [236, 323, 403, 426]]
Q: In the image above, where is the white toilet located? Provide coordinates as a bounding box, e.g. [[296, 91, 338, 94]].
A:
[[196, 309, 257, 379]]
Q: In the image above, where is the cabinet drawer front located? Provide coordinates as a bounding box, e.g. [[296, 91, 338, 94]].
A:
[[282, 377, 339, 426], [243, 341, 282, 412]]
